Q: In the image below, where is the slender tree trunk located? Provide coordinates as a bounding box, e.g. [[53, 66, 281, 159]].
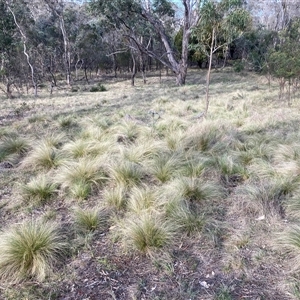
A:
[[7, 2, 37, 96], [204, 28, 215, 117], [131, 51, 136, 86]]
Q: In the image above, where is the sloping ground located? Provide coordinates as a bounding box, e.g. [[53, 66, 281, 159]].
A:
[[1, 69, 300, 299]]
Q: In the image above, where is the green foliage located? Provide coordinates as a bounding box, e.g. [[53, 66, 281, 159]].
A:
[[191, 0, 251, 58], [90, 84, 107, 92], [0, 221, 67, 283]]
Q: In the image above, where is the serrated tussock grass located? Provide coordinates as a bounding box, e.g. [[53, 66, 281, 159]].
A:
[[0, 136, 30, 161], [239, 180, 290, 217], [122, 139, 166, 164], [21, 141, 67, 170], [167, 200, 205, 235], [108, 160, 145, 187], [56, 157, 108, 190], [40, 132, 66, 148], [169, 176, 223, 202], [146, 153, 182, 183], [68, 180, 91, 200], [113, 119, 147, 143], [103, 184, 128, 210], [20, 175, 58, 205], [128, 186, 160, 214], [62, 139, 94, 159], [0, 220, 67, 283], [73, 207, 108, 233], [182, 121, 225, 152], [117, 212, 176, 255]]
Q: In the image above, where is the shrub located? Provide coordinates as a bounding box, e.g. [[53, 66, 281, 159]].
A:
[[0, 221, 67, 283], [90, 84, 107, 92]]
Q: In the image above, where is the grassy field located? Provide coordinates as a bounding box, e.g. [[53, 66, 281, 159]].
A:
[[1, 68, 300, 299]]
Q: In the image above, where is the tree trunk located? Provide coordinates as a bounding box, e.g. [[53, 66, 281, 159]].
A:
[[204, 28, 215, 117], [131, 51, 136, 86]]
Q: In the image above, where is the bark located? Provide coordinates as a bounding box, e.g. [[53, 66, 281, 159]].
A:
[[6, 2, 37, 96], [204, 28, 215, 117], [44, 0, 71, 85], [131, 50, 137, 86]]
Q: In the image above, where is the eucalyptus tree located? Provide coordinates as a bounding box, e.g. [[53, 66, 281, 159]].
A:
[[89, 0, 201, 85], [192, 0, 251, 115], [43, 0, 72, 85], [0, 0, 17, 98]]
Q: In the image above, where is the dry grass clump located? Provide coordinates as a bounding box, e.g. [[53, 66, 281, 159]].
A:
[[20, 175, 58, 205], [0, 136, 30, 161], [103, 184, 128, 210], [146, 153, 182, 183], [167, 200, 205, 235], [73, 206, 108, 233], [117, 212, 175, 255], [0, 220, 67, 283], [21, 141, 67, 170], [182, 121, 225, 153], [55, 157, 108, 193], [127, 186, 159, 213], [170, 176, 223, 202], [108, 160, 145, 187]]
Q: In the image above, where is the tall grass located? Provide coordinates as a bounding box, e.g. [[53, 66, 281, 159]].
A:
[[21, 141, 66, 170], [118, 212, 175, 255], [0, 221, 67, 283], [20, 175, 58, 205], [0, 136, 30, 161]]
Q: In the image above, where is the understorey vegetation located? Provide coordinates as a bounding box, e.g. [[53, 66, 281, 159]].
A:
[[1, 69, 300, 299]]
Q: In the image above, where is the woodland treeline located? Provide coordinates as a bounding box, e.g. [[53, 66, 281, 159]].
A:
[[1, 0, 300, 99]]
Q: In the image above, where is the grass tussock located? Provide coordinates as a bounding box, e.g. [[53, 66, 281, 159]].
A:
[[171, 176, 223, 202], [0, 221, 67, 283], [20, 175, 58, 205], [117, 212, 175, 255], [103, 184, 128, 210], [21, 141, 66, 170], [108, 160, 144, 187], [167, 200, 205, 235], [0, 136, 30, 161], [56, 157, 108, 190], [147, 153, 182, 183], [74, 207, 108, 233], [128, 186, 159, 213]]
